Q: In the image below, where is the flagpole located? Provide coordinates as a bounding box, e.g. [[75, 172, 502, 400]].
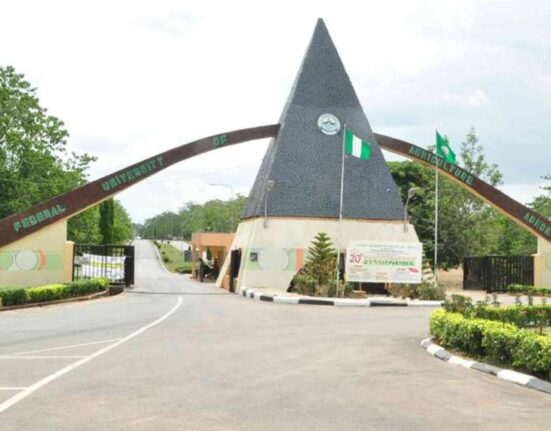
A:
[[434, 138, 439, 288], [335, 124, 346, 298]]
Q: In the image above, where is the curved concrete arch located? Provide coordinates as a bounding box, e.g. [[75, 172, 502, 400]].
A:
[[0, 125, 279, 249], [1, 125, 548, 249], [374, 133, 551, 243]]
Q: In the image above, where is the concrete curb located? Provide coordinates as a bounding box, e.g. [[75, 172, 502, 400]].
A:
[[420, 337, 551, 395], [0, 290, 111, 313], [241, 288, 442, 308]]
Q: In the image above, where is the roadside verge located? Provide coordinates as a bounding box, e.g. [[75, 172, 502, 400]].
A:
[[0, 290, 114, 312], [241, 287, 442, 308], [420, 338, 551, 395]]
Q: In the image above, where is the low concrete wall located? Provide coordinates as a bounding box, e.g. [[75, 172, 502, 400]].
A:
[[537, 238, 551, 287], [0, 220, 69, 287]]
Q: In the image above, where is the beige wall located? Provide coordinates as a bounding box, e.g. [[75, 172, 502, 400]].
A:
[[217, 216, 420, 292], [0, 220, 72, 287], [191, 232, 234, 280], [536, 238, 551, 287]]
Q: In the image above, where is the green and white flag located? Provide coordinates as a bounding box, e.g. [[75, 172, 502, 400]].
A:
[[344, 128, 371, 160], [436, 130, 456, 164]]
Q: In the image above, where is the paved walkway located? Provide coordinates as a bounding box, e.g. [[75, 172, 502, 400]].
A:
[[0, 240, 550, 430]]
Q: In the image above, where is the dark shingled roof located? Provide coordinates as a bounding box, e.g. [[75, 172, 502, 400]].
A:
[[243, 18, 405, 220]]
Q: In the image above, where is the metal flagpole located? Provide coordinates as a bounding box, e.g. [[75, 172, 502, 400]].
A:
[[434, 143, 439, 288], [335, 124, 346, 298]]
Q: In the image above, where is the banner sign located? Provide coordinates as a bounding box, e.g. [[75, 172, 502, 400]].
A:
[[78, 254, 126, 281], [346, 241, 422, 284]]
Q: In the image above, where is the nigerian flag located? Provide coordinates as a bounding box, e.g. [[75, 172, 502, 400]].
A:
[[344, 128, 371, 160], [436, 130, 456, 164]]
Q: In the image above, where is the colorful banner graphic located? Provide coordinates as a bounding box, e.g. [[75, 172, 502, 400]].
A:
[[345, 241, 423, 284]]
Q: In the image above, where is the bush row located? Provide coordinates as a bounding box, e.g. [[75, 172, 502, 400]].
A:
[[507, 284, 551, 297], [430, 309, 551, 379], [0, 278, 109, 307], [470, 305, 551, 328], [387, 282, 446, 300]]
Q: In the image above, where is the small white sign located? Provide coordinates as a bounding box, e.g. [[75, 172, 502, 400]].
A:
[[346, 241, 422, 284]]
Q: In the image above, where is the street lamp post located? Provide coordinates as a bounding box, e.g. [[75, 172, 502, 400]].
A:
[[403, 187, 417, 232], [209, 183, 235, 231], [264, 180, 276, 228]]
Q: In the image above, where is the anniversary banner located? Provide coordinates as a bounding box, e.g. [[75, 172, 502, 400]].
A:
[[346, 241, 423, 284]]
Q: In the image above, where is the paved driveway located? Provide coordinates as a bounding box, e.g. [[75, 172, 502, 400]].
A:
[[0, 240, 549, 430]]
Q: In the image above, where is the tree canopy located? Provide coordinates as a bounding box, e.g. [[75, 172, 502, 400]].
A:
[[0, 66, 133, 244], [139, 195, 247, 240], [0, 66, 95, 218], [389, 127, 550, 268]]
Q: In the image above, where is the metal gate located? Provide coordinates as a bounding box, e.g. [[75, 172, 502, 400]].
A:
[[463, 255, 534, 292], [73, 244, 135, 287]]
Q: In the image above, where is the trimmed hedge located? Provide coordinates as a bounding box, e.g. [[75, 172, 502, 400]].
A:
[[507, 284, 551, 297], [470, 305, 551, 329], [0, 278, 109, 307], [0, 288, 27, 306], [430, 309, 551, 379]]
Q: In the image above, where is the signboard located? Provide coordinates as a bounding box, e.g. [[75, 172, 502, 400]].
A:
[[79, 254, 126, 281], [346, 241, 422, 284]]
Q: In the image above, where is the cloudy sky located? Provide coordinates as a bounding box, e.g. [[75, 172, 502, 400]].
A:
[[2, 0, 550, 223]]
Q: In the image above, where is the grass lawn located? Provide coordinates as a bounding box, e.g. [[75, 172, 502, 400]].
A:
[[157, 242, 192, 273]]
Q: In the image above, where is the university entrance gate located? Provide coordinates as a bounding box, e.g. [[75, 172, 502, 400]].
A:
[[0, 20, 549, 289]]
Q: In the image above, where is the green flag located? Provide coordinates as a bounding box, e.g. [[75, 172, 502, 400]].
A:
[[436, 130, 456, 164], [344, 128, 371, 160]]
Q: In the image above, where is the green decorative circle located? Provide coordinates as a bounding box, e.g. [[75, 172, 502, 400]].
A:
[[0, 251, 14, 270]]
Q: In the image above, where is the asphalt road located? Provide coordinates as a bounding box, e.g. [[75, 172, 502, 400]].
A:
[[0, 240, 550, 430]]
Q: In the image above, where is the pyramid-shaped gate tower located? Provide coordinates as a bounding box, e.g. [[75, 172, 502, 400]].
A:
[[219, 19, 420, 293], [244, 19, 404, 220]]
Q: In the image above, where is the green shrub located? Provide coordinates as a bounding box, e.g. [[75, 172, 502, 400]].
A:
[[508, 284, 551, 297], [442, 294, 474, 315], [66, 278, 109, 297], [292, 270, 317, 296], [0, 288, 27, 306], [387, 282, 445, 300], [26, 284, 66, 303], [430, 309, 551, 379], [443, 297, 551, 330], [0, 278, 109, 307]]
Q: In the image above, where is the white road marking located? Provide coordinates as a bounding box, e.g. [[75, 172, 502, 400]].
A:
[[0, 356, 87, 360], [3, 338, 122, 357], [0, 387, 27, 391], [0, 296, 183, 414]]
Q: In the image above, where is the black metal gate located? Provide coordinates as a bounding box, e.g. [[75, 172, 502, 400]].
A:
[[229, 249, 241, 293], [73, 244, 135, 287], [463, 256, 534, 292]]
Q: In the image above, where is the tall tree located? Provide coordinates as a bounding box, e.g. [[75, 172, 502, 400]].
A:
[[112, 200, 134, 243], [390, 127, 506, 268], [0, 66, 95, 219], [99, 199, 115, 244]]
